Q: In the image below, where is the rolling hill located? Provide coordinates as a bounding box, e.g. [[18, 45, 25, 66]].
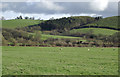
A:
[[2, 19, 44, 29], [41, 34, 85, 41], [22, 16, 119, 32], [69, 28, 119, 36], [83, 16, 119, 30], [2, 16, 120, 47], [26, 16, 96, 31]]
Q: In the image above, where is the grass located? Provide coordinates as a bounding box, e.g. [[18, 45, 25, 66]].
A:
[[0, 47, 2, 77], [70, 28, 119, 36], [2, 19, 44, 29], [2, 46, 118, 75], [41, 34, 84, 41], [29, 32, 85, 41], [85, 16, 119, 29]]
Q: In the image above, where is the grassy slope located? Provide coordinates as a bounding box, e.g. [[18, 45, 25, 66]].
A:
[[70, 28, 119, 36], [29, 32, 85, 41], [85, 16, 119, 29], [2, 16, 119, 30], [2, 46, 118, 75], [41, 34, 84, 40], [2, 19, 43, 29]]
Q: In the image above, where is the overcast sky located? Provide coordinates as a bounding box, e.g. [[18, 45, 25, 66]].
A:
[[0, 0, 118, 20]]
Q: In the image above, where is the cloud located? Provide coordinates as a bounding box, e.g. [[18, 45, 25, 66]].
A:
[[1, 10, 103, 20], [1, 11, 23, 19], [0, 3, 9, 9], [26, 0, 35, 5], [90, 0, 109, 11], [36, 0, 64, 11], [74, 13, 102, 17], [1, 2, 118, 17]]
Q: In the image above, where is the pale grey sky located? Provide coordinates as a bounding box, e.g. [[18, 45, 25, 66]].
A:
[[0, 0, 118, 20]]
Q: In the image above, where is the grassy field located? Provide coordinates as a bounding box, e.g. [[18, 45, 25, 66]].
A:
[[0, 47, 2, 77], [70, 28, 118, 36], [2, 46, 118, 75], [2, 19, 44, 29], [41, 34, 84, 41], [29, 33, 85, 41], [85, 16, 119, 29]]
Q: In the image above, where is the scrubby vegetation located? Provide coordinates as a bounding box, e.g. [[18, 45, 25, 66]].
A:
[[2, 28, 120, 47], [2, 28, 42, 46]]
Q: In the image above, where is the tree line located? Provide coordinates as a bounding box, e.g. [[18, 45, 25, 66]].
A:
[[19, 16, 98, 32]]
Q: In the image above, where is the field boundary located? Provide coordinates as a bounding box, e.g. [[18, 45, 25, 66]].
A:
[[70, 26, 120, 31], [2, 46, 120, 48], [1, 75, 119, 77]]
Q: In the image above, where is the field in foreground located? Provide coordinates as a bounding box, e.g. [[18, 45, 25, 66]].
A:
[[2, 46, 118, 75]]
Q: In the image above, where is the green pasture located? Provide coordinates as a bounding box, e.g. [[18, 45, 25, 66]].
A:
[[2, 19, 43, 29], [41, 34, 84, 41], [70, 28, 118, 36], [2, 46, 118, 75], [85, 16, 119, 29]]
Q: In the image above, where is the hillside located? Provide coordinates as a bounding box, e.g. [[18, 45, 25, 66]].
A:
[[69, 28, 119, 36], [41, 16, 96, 31], [1, 16, 119, 30], [24, 16, 96, 31], [2, 16, 120, 47], [23, 16, 119, 32], [41, 34, 85, 41], [2, 19, 44, 29], [84, 16, 119, 30]]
